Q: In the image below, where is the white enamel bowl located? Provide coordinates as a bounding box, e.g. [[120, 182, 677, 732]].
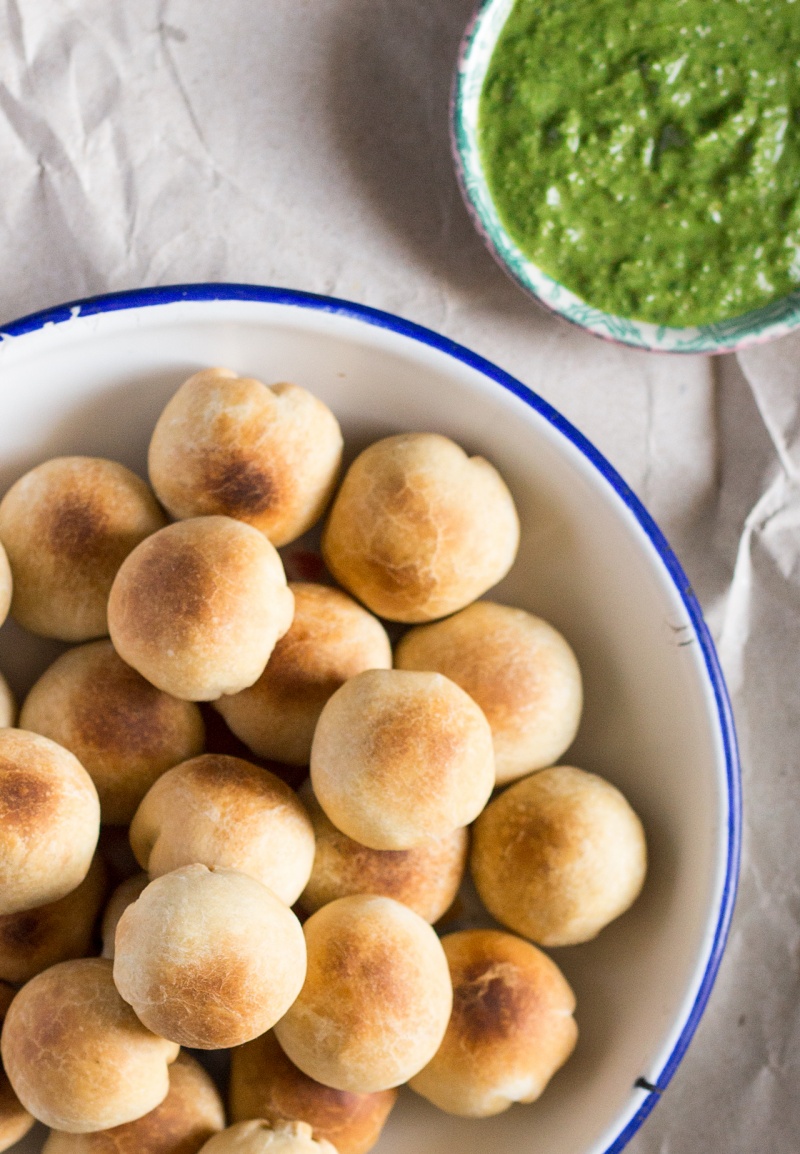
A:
[[0, 285, 739, 1154]]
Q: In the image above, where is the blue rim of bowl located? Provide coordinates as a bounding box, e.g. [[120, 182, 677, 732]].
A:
[[0, 282, 740, 1151], [451, 0, 800, 355]]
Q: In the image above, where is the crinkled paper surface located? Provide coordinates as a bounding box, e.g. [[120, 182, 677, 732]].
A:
[[0, 2, 796, 1151]]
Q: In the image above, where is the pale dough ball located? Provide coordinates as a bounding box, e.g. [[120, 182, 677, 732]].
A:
[[299, 783, 467, 924], [214, 584, 392, 765], [108, 516, 294, 701], [0, 676, 14, 729], [321, 433, 519, 622], [41, 1051, 225, 1153], [0, 728, 100, 915], [0, 853, 106, 984], [310, 669, 494, 850], [199, 1121, 336, 1154], [0, 958, 179, 1132], [0, 457, 166, 641], [101, 873, 149, 960], [230, 1031, 397, 1154], [274, 895, 453, 1093], [20, 641, 205, 824], [472, 766, 648, 946], [0, 981, 34, 1153], [130, 755, 315, 905], [0, 542, 10, 629], [396, 601, 583, 784], [148, 368, 343, 547], [409, 929, 577, 1116], [113, 865, 306, 1049]]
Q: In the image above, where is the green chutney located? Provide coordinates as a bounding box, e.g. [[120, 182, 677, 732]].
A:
[[479, 0, 800, 326]]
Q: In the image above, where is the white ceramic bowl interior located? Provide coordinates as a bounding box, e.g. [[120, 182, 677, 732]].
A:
[[0, 286, 739, 1154]]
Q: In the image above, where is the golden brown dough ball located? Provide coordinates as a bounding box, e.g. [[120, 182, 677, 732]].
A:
[[230, 1032, 397, 1154], [108, 516, 294, 701], [148, 369, 343, 547], [408, 929, 577, 1116], [396, 601, 583, 785], [321, 433, 519, 623], [472, 766, 648, 946], [0, 957, 179, 1132], [41, 1051, 225, 1154], [310, 669, 494, 850], [299, 784, 466, 924], [0, 981, 34, 1153], [274, 895, 452, 1093], [0, 728, 100, 916], [0, 852, 106, 984], [101, 874, 149, 960], [0, 457, 166, 641], [113, 865, 306, 1049], [20, 641, 205, 825], [130, 756, 315, 906], [214, 584, 391, 766], [199, 1121, 336, 1153], [0, 676, 14, 730], [0, 542, 10, 629]]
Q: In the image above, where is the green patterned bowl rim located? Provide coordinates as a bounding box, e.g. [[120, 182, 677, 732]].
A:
[[452, 0, 800, 355]]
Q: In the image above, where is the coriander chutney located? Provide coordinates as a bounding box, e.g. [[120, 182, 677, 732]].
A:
[[479, 0, 800, 326]]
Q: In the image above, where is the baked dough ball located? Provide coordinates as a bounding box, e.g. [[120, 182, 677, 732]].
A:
[[108, 516, 294, 701], [130, 755, 315, 905], [101, 874, 149, 959], [0, 982, 33, 1153], [41, 1051, 225, 1154], [0, 542, 10, 629], [0, 676, 14, 729], [199, 1121, 336, 1154], [396, 602, 583, 784], [20, 641, 205, 824], [113, 865, 306, 1049], [148, 369, 343, 547], [230, 1032, 397, 1154], [321, 433, 519, 622], [408, 929, 577, 1116], [214, 584, 391, 765], [1, 957, 179, 1132], [0, 853, 106, 984], [274, 895, 452, 1093], [299, 784, 467, 924], [0, 457, 166, 641], [472, 766, 647, 946], [310, 669, 494, 850], [0, 728, 100, 915]]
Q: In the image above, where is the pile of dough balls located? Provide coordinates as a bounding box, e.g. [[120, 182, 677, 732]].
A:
[[0, 367, 648, 1152]]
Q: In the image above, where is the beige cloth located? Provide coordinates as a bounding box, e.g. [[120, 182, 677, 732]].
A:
[[0, 3, 794, 1150]]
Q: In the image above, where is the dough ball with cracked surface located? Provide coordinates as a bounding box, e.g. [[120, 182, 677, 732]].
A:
[[472, 766, 647, 946], [0, 457, 166, 641], [199, 1121, 336, 1154], [20, 641, 205, 825], [214, 584, 391, 766], [230, 1031, 397, 1154], [0, 728, 100, 916], [113, 865, 306, 1049], [322, 433, 519, 622], [274, 895, 452, 1093], [396, 601, 583, 785], [310, 669, 494, 850], [108, 516, 294, 701], [0, 958, 179, 1132], [0, 676, 14, 730], [41, 1051, 225, 1154], [0, 981, 33, 1153], [408, 929, 577, 1116], [101, 873, 149, 960], [148, 369, 343, 547], [130, 755, 315, 905], [299, 783, 466, 924]]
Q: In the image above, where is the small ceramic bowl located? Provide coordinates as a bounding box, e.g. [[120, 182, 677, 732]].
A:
[[452, 0, 800, 355], [0, 284, 739, 1154]]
